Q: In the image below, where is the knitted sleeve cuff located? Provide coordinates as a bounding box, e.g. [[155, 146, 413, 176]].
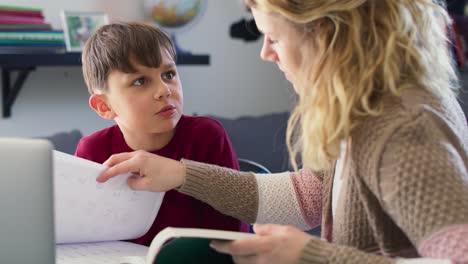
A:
[[298, 238, 334, 264], [298, 238, 396, 264], [178, 159, 259, 223], [177, 159, 211, 197]]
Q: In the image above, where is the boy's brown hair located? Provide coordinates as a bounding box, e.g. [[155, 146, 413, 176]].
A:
[[82, 22, 176, 94]]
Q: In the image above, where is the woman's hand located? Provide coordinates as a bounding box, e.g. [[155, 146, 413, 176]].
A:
[[210, 224, 312, 264], [96, 150, 185, 192]]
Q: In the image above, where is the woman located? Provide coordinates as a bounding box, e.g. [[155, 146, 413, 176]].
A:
[[98, 0, 468, 263]]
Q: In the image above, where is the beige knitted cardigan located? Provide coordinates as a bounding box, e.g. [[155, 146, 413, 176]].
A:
[[179, 88, 468, 263]]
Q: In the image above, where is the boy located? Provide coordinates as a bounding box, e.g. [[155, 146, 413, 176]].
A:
[[76, 22, 247, 246]]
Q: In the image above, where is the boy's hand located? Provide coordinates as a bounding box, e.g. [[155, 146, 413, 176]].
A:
[[97, 150, 185, 192]]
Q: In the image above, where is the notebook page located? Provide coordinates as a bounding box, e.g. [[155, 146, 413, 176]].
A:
[[53, 150, 165, 244], [56, 241, 147, 264]]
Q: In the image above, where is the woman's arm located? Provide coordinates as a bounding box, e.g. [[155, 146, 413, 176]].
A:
[[376, 111, 468, 261], [180, 160, 323, 230], [295, 110, 468, 263]]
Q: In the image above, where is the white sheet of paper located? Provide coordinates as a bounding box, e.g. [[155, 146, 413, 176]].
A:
[[53, 150, 165, 244], [56, 241, 147, 264]]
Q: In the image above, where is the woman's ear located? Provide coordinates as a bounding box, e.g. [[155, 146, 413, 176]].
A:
[[89, 94, 116, 120]]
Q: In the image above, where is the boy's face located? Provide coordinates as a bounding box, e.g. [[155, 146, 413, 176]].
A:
[[96, 49, 183, 136]]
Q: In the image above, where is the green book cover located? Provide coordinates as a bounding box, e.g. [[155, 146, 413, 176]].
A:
[[147, 228, 255, 264], [0, 39, 64, 44], [0, 5, 42, 12], [154, 237, 234, 264], [0, 32, 63, 41]]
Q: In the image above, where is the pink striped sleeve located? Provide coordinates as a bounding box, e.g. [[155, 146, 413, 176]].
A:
[[290, 169, 323, 228], [419, 224, 468, 264]]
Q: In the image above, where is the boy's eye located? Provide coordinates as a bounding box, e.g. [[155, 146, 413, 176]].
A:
[[163, 70, 176, 80], [132, 77, 145, 86]]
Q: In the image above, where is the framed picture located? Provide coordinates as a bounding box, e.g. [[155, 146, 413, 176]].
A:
[[60, 11, 109, 52]]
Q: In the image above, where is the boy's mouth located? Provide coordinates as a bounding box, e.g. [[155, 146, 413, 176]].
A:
[[156, 105, 176, 114]]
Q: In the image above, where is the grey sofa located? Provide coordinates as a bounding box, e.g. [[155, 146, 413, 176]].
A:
[[209, 112, 290, 173], [43, 112, 291, 173], [42, 129, 83, 155]]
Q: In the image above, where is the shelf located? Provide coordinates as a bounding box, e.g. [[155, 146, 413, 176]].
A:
[[0, 52, 210, 118], [0, 52, 210, 68]]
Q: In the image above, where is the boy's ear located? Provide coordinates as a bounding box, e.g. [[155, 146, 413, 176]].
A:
[[89, 94, 116, 120]]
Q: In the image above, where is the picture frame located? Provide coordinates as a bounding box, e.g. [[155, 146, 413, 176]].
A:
[[60, 11, 109, 52]]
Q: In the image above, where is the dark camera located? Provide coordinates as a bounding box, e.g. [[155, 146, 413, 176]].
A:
[[229, 18, 261, 42]]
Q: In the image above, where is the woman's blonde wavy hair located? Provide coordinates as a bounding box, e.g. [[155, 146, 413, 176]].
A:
[[245, 0, 459, 171]]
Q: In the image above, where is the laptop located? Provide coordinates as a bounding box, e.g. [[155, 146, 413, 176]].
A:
[[0, 138, 55, 264]]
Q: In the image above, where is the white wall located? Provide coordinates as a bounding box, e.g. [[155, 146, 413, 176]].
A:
[[0, 0, 292, 137]]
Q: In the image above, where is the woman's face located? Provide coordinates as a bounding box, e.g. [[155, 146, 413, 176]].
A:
[[252, 8, 305, 91]]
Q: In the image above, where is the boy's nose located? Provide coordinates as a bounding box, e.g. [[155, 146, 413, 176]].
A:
[[153, 85, 172, 100]]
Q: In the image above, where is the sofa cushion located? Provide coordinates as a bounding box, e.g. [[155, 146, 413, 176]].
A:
[[209, 112, 290, 173], [41, 130, 82, 155]]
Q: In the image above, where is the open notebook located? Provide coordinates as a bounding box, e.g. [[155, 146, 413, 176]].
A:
[[56, 227, 256, 264], [53, 151, 164, 264]]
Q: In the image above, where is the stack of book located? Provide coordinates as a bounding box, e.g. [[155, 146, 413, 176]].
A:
[[0, 5, 65, 53]]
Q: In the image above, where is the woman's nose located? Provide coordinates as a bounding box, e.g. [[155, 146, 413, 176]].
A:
[[260, 37, 278, 62]]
